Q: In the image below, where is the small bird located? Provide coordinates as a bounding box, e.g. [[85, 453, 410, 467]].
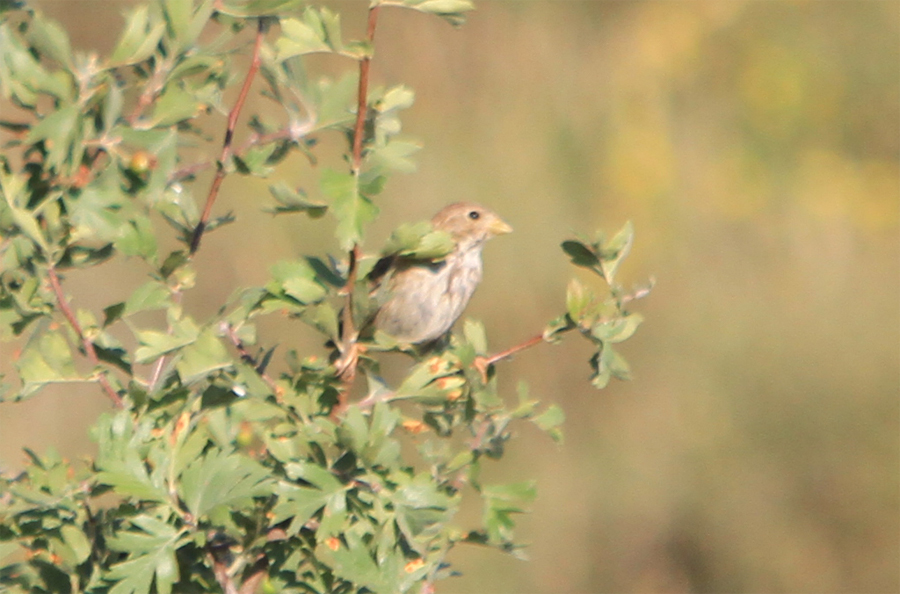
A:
[[373, 202, 512, 345]]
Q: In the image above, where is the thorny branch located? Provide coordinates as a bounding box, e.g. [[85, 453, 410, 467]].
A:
[[190, 19, 267, 255]]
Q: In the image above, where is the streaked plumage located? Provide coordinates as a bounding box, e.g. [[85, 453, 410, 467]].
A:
[[373, 202, 512, 344]]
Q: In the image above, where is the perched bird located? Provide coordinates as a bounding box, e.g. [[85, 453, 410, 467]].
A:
[[373, 202, 512, 345]]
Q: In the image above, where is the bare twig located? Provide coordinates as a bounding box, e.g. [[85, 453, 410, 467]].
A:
[[473, 333, 545, 382], [47, 265, 123, 407], [190, 19, 267, 255]]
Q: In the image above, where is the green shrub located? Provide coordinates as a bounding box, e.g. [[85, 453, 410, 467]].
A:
[[0, 1, 649, 592]]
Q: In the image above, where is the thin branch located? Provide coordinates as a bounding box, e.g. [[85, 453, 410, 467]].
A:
[[47, 265, 123, 407], [127, 58, 172, 125], [190, 19, 266, 255], [473, 333, 545, 382], [351, 6, 380, 174], [334, 5, 381, 396], [334, 245, 362, 397], [484, 333, 544, 366]]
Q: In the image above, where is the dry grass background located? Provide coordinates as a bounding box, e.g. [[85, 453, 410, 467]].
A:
[[1, 1, 898, 592]]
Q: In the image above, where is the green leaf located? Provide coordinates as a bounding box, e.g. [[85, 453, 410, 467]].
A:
[[116, 215, 158, 259], [320, 531, 393, 594], [147, 85, 199, 127], [589, 351, 609, 389], [314, 71, 358, 128], [276, 13, 331, 60], [532, 404, 565, 444], [337, 402, 401, 468], [162, 0, 192, 49], [217, 0, 305, 17], [605, 344, 632, 381], [26, 104, 80, 172], [463, 318, 488, 355], [382, 221, 453, 260], [182, 0, 216, 49], [16, 331, 80, 398], [394, 472, 457, 544], [2, 172, 50, 254], [95, 454, 168, 504], [272, 461, 347, 534], [590, 344, 632, 388], [392, 0, 475, 27], [106, 516, 183, 594], [158, 250, 190, 280], [561, 239, 601, 272], [268, 259, 328, 304], [134, 317, 200, 364], [379, 85, 415, 113], [565, 278, 592, 320], [267, 181, 328, 217], [368, 139, 421, 173], [175, 327, 232, 384], [178, 448, 271, 518], [0, 22, 72, 105], [481, 480, 536, 546], [109, 6, 165, 66], [600, 220, 634, 284], [590, 312, 643, 344], [60, 524, 92, 565], [322, 168, 377, 250], [125, 281, 171, 316], [28, 12, 74, 68], [393, 354, 463, 403], [234, 142, 277, 177]]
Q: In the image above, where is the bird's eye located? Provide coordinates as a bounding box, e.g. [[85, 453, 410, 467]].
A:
[[468, 210, 480, 220]]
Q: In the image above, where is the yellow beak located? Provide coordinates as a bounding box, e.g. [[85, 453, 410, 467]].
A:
[[489, 218, 513, 236]]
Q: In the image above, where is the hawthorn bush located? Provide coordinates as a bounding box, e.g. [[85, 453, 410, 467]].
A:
[[0, 1, 649, 592]]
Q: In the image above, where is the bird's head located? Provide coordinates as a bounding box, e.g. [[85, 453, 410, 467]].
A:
[[431, 202, 512, 250]]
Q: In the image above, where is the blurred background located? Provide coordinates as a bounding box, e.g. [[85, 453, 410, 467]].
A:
[[1, 1, 897, 592]]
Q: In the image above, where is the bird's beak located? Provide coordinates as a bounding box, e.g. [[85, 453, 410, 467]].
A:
[[489, 218, 513, 236]]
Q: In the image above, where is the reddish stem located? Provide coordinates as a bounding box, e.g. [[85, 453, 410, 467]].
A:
[[47, 266, 122, 407], [191, 19, 266, 254], [473, 333, 545, 383], [351, 6, 380, 173], [335, 6, 381, 394], [485, 333, 544, 366]]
